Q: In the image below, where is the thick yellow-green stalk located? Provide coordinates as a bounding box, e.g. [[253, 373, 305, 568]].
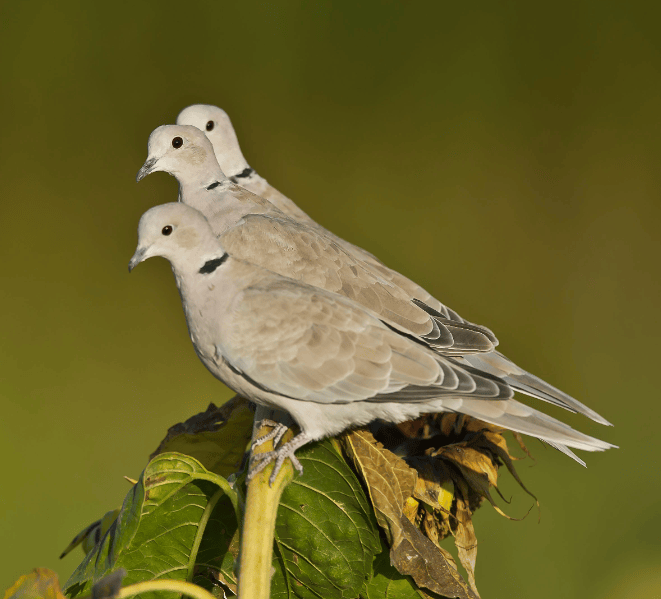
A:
[[237, 417, 295, 599]]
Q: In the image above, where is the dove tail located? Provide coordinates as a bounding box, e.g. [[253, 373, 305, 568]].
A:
[[543, 441, 587, 467], [429, 397, 615, 462], [459, 352, 612, 426]]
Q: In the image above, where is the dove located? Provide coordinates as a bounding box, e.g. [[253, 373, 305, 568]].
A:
[[128, 203, 614, 482], [177, 104, 316, 224], [137, 122, 612, 429], [136, 125, 498, 351], [176, 104, 383, 264]]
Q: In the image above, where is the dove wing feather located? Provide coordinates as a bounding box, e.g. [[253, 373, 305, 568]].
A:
[[220, 214, 497, 353], [223, 281, 509, 405]]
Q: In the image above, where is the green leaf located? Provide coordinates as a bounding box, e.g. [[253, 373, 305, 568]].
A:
[[150, 397, 254, 479], [194, 496, 240, 593], [269, 538, 292, 599], [362, 547, 422, 599], [275, 439, 381, 599], [63, 453, 237, 599]]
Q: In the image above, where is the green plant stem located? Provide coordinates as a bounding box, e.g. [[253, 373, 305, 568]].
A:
[[237, 412, 295, 599], [115, 579, 216, 599], [196, 472, 241, 523], [186, 488, 225, 582]]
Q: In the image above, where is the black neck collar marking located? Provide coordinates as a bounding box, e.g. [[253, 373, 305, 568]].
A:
[[199, 253, 229, 274], [206, 181, 222, 190], [229, 167, 254, 183]]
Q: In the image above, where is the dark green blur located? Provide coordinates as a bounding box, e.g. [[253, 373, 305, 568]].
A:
[[1, 2, 659, 597]]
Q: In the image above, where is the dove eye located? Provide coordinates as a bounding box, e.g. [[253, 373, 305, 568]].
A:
[[206, 120, 214, 131], [172, 137, 183, 149], [162, 226, 173, 236]]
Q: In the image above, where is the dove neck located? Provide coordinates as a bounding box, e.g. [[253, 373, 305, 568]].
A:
[[165, 220, 226, 277], [220, 144, 251, 178], [171, 247, 228, 289], [174, 255, 254, 327], [177, 162, 228, 196]]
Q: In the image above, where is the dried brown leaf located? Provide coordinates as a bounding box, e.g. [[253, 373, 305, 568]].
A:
[[410, 458, 455, 514], [402, 497, 421, 524], [452, 491, 479, 598], [434, 413, 503, 438], [432, 428, 538, 521], [342, 429, 477, 599], [368, 414, 539, 599], [392, 516, 478, 599], [512, 431, 535, 461], [396, 416, 429, 438], [434, 445, 498, 504], [477, 431, 539, 512], [341, 428, 417, 542]]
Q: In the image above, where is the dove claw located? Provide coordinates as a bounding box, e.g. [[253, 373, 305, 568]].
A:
[[248, 432, 311, 486], [251, 420, 289, 451]]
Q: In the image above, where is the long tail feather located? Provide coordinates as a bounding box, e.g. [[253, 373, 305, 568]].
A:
[[543, 441, 587, 467], [459, 351, 613, 426], [431, 397, 616, 457]]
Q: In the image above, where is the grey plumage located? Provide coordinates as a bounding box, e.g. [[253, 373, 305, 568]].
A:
[[139, 116, 613, 433], [129, 203, 614, 479], [137, 125, 497, 354]]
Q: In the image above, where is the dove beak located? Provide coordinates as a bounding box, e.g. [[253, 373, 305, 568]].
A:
[[128, 246, 149, 272], [136, 157, 158, 182]]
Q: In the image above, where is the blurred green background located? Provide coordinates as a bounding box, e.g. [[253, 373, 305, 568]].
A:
[[1, 1, 659, 597]]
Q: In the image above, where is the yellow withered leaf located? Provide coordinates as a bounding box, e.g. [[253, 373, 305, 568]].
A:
[[341, 429, 417, 542], [411, 457, 454, 514], [356, 413, 538, 599], [4, 569, 66, 599], [342, 429, 477, 599], [452, 480, 480, 598]]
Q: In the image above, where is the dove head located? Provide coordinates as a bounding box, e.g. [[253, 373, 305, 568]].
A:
[[136, 124, 226, 187], [176, 104, 250, 177], [129, 203, 224, 273]]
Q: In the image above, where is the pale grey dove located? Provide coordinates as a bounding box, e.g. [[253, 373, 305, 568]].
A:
[[129, 203, 614, 481], [136, 125, 499, 353], [137, 122, 612, 434]]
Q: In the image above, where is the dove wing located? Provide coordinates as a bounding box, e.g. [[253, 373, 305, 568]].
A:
[[223, 280, 510, 405], [220, 214, 497, 354]]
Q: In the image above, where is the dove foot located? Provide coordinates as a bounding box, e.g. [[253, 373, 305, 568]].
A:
[[248, 432, 312, 485], [251, 420, 289, 450]]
